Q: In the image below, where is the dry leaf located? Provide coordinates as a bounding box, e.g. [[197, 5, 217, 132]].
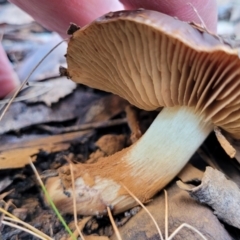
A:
[[25, 77, 77, 106], [17, 34, 67, 82], [0, 89, 100, 134], [111, 183, 231, 240], [177, 167, 240, 229], [77, 95, 128, 124]]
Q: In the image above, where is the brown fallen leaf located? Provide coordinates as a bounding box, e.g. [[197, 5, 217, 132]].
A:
[[88, 134, 126, 163], [111, 183, 231, 240], [0, 129, 92, 169], [95, 134, 126, 156], [177, 167, 240, 229]]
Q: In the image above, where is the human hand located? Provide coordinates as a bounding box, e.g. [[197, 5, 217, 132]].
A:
[[0, 44, 19, 98], [0, 0, 217, 98]]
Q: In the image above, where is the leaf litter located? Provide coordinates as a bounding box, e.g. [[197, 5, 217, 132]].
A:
[[1, 1, 240, 239]]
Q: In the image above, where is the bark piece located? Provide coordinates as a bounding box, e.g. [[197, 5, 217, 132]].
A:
[[177, 166, 240, 229], [0, 130, 92, 169]]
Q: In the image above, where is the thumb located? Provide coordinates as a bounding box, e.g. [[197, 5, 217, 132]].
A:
[[0, 44, 19, 98], [121, 0, 217, 33]]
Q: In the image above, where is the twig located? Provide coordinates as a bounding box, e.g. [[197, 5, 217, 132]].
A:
[[37, 118, 128, 134]]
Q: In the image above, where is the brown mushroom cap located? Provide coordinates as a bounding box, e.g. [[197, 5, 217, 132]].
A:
[[66, 9, 240, 139]]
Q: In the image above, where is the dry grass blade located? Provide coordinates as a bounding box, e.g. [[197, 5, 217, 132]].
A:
[[29, 158, 75, 239], [0, 208, 52, 240], [187, 2, 207, 30], [107, 206, 122, 240], [0, 82, 52, 105], [168, 223, 207, 240], [0, 39, 67, 122], [69, 162, 86, 240], [2, 220, 52, 240], [164, 190, 168, 239], [121, 184, 163, 240]]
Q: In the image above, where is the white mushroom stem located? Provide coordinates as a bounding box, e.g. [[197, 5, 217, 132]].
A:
[[46, 106, 213, 215]]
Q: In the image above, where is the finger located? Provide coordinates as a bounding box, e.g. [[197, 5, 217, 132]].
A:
[[121, 0, 217, 33], [0, 44, 19, 98], [9, 0, 123, 38]]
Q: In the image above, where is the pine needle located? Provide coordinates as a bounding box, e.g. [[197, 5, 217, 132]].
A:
[[168, 223, 207, 240], [2, 220, 51, 240], [107, 206, 122, 240], [121, 184, 163, 240], [164, 190, 168, 239], [0, 208, 52, 240]]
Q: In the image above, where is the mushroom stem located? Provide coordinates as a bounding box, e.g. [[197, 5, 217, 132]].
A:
[[46, 106, 213, 215]]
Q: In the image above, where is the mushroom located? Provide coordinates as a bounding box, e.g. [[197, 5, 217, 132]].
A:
[[46, 10, 240, 215]]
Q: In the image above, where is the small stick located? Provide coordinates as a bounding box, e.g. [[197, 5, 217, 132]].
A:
[[37, 118, 128, 134]]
